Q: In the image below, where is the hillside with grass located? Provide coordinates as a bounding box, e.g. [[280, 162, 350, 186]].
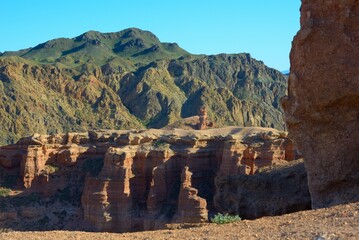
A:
[[0, 28, 287, 145]]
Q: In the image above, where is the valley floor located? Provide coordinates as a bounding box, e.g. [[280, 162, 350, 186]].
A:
[[1, 202, 358, 240]]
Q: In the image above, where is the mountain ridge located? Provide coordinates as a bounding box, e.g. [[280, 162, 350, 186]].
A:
[[0, 28, 287, 145], [1, 28, 190, 67]]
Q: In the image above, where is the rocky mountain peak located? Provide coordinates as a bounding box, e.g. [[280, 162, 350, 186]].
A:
[[0, 28, 287, 145], [75, 30, 104, 42]]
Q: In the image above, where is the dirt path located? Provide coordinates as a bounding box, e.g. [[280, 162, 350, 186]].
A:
[[1, 202, 358, 240]]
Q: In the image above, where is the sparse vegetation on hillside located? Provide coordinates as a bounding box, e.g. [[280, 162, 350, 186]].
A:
[[0, 28, 287, 145], [152, 139, 169, 149]]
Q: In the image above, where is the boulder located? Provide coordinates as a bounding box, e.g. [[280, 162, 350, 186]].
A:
[[282, 0, 359, 208]]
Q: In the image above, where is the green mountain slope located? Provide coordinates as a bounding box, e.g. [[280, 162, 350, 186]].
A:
[[0, 28, 287, 144]]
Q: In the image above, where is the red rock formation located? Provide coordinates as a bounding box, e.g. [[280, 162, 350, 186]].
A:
[[0, 145, 25, 168], [282, 0, 359, 208], [82, 147, 133, 232], [21, 146, 47, 188], [147, 164, 167, 214], [197, 106, 208, 130], [0, 127, 300, 232], [173, 166, 208, 223], [218, 130, 293, 176]]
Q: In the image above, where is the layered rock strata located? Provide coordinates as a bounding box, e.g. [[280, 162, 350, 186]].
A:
[[282, 0, 359, 208], [0, 127, 299, 232]]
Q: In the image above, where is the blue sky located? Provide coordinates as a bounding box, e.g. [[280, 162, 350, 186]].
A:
[[0, 0, 300, 71]]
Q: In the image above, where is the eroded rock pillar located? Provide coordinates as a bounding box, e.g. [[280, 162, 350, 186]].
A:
[[173, 166, 208, 223]]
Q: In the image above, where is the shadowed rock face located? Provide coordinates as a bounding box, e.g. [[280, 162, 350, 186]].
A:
[[282, 0, 359, 208], [0, 127, 299, 232], [215, 160, 310, 219]]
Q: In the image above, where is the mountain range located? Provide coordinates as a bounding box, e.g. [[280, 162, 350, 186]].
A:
[[0, 28, 287, 144]]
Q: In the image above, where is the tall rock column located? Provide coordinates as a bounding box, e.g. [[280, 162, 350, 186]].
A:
[[81, 147, 133, 232], [21, 145, 46, 188], [282, 0, 359, 208], [197, 106, 208, 130], [173, 166, 208, 223]]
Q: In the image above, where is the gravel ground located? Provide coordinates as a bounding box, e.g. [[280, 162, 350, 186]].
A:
[[1, 202, 358, 240]]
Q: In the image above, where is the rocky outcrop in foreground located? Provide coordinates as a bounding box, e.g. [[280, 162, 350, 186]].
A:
[[282, 0, 359, 208], [0, 127, 300, 232]]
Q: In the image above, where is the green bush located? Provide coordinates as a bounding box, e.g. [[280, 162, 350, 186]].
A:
[[0, 187, 11, 197], [45, 164, 59, 174], [152, 140, 173, 152], [152, 139, 167, 148], [211, 213, 241, 224]]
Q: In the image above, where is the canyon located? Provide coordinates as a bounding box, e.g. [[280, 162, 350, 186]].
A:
[[0, 127, 303, 232], [1, 0, 359, 237]]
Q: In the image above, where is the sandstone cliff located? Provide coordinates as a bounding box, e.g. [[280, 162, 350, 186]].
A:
[[282, 0, 359, 208], [0, 28, 287, 145], [0, 127, 299, 232]]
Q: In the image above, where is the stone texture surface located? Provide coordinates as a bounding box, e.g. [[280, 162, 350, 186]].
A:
[[215, 159, 310, 219], [82, 147, 134, 232], [1, 202, 358, 240], [0, 127, 300, 232], [197, 106, 208, 130], [173, 166, 208, 223], [282, 0, 359, 208]]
